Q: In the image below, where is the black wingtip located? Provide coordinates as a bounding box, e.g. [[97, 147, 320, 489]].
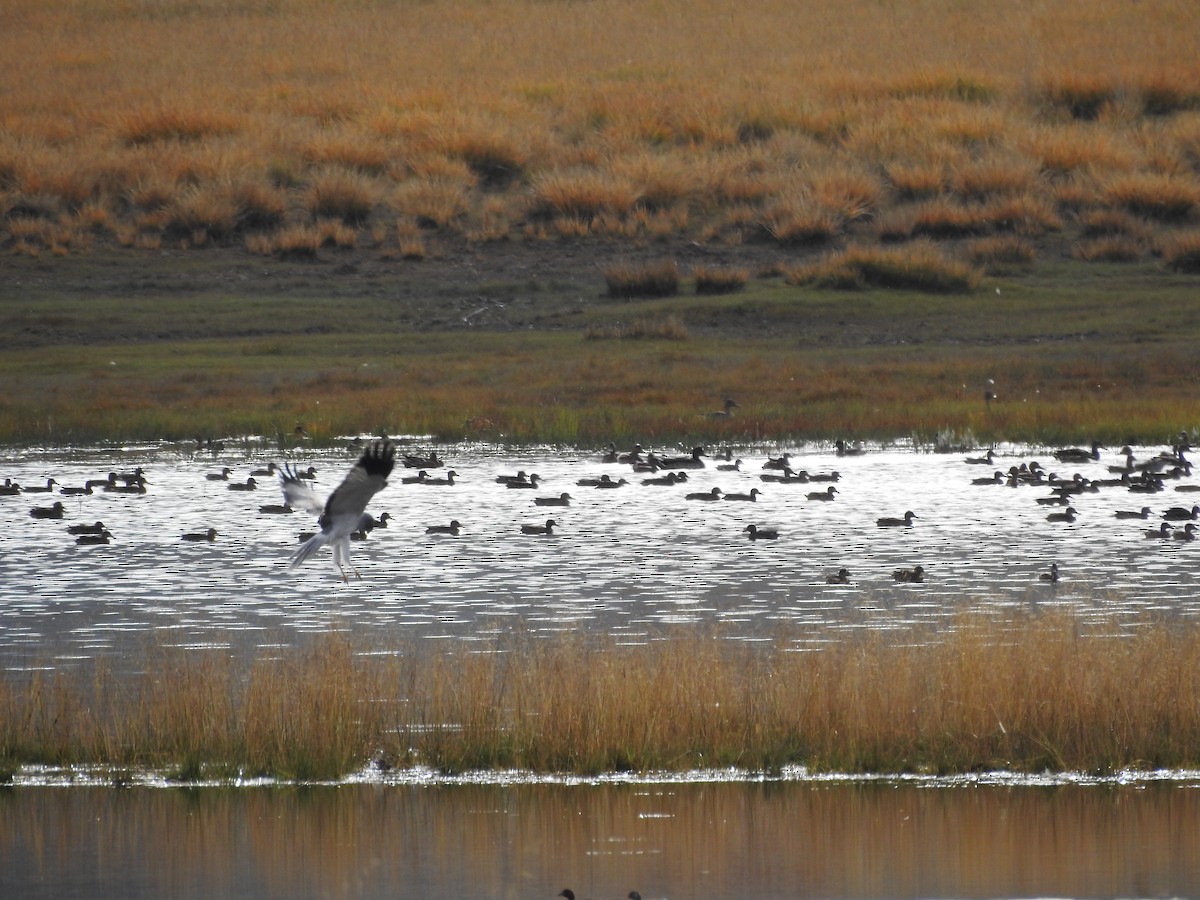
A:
[[358, 439, 396, 479]]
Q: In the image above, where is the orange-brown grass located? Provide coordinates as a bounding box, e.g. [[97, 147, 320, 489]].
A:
[[1103, 174, 1200, 221], [4, 1, 1200, 261], [786, 242, 982, 293], [1072, 236, 1144, 263], [692, 265, 750, 295], [965, 236, 1037, 269], [4, 614, 1200, 779], [305, 170, 380, 225], [1161, 230, 1200, 273], [602, 259, 681, 299]]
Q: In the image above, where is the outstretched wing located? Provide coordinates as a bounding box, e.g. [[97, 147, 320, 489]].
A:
[[323, 440, 395, 522], [279, 465, 326, 516]]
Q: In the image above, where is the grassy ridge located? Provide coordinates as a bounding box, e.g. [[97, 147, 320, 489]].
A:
[[4, 615, 1199, 781]]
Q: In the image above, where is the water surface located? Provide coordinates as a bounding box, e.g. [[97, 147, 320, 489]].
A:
[[2, 440, 1197, 671]]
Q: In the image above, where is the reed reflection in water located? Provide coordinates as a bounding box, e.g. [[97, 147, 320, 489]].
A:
[[3, 779, 1198, 899]]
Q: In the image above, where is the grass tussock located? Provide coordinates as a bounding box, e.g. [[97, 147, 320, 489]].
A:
[[584, 314, 689, 341], [1161, 230, 1200, 273], [1103, 174, 1200, 222], [4, 615, 1200, 779], [786, 242, 981, 293], [692, 264, 749, 295], [602, 259, 680, 299]]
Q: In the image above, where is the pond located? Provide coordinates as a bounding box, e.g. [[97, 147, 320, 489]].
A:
[[1, 438, 1197, 672]]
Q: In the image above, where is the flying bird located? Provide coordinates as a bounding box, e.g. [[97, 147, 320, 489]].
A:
[[279, 440, 395, 581]]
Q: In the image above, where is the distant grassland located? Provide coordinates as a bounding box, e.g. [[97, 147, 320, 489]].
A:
[[2, 0, 1200, 262], [4, 614, 1200, 781], [2, 1, 1200, 447], [2, 255, 1198, 447]]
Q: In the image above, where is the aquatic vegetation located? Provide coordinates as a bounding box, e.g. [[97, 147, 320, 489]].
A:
[[3, 614, 1199, 780]]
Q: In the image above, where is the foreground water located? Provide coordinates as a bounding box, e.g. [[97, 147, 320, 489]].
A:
[[3, 773, 1200, 900], [1, 438, 1197, 672]]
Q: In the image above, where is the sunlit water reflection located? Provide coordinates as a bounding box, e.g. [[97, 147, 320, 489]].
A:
[[3, 774, 1199, 900], [1, 439, 1197, 672]]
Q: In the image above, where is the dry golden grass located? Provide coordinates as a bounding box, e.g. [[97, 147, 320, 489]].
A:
[[3, 1, 1200, 261], [785, 241, 982, 292], [4, 614, 1200, 779], [602, 259, 681, 299], [692, 264, 750, 295]]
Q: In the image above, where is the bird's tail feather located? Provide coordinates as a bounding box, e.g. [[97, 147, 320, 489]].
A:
[[290, 533, 328, 567]]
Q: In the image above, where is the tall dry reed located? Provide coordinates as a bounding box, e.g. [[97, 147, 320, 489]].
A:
[[3, 614, 1199, 781]]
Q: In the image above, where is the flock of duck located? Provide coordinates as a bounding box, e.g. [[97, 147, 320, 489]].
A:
[[3, 433, 1195, 586]]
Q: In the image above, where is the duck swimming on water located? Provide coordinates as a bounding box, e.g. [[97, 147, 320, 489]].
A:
[[29, 502, 64, 519], [181, 528, 217, 542], [744, 524, 779, 540], [806, 486, 838, 501]]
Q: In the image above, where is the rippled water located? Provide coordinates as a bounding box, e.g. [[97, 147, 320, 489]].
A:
[[2, 439, 1198, 671]]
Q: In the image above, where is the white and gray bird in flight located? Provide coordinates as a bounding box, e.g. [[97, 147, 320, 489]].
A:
[[279, 440, 395, 580]]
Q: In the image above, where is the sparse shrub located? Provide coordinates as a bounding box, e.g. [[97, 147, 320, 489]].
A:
[[951, 157, 1039, 202], [812, 170, 881, 222], [126, 178, 177, 211], [883, 161, 946, 200], [904, 199, 992, 239], [229, 180, 286, 231], [1077, 208, 1153, 241], [259, 224, 322, 259], [393, 177, 470, 229], [966, 235, 1036, 267], [164, 185, 239, 239], [305, 169, 379, 224], [118, 107, 238, 145], [1038, 73, 1118, 120], [984, 195, 1063, 235], [602, 259, 679, 299], [789, 241, 981, 293], [1024, 125, 1137, 177], [3, 192, 62, 221], [444, 129, 528, 187], [529, 170, 639, 220], [759, 202, 842, 245], [693, 265, 749, 295], [1104, 174, 1200, 221], [1161, 230, 1200, 272], [1073, 236, 1143, 262], [301, 136, 392, 175], [1137, 71, 1200, 116], [612, 152, 696, 212]]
